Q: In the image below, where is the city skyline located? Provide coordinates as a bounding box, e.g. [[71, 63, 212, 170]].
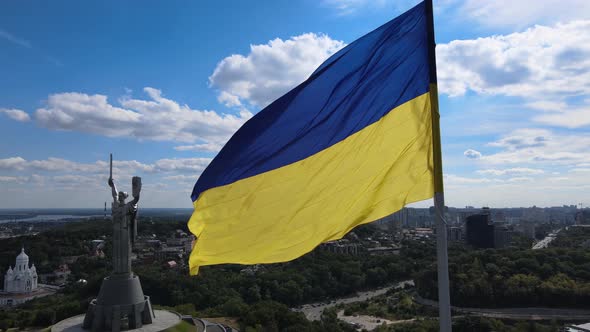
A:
[[1, 0, 590, 208]]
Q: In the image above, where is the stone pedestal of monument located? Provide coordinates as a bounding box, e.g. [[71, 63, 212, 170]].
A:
[[82, 273, 154, 332], [52, 310, 181, 332]]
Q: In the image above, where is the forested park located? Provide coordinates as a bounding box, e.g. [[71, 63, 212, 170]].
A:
[[0, 220, 589, 331], [416, 227, 590, 308]]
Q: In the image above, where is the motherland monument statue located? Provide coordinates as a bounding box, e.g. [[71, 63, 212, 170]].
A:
[[82, 154, 154, 332]]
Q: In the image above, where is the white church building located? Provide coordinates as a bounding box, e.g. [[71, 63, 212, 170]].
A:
[[0, 247, 56, 307], [4, 247, 38, 293]]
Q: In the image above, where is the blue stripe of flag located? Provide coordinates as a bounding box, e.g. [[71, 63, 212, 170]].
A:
[[192, 1, 429, 202]]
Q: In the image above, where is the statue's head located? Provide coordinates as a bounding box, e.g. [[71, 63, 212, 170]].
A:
[[118, 191, 128, 203]]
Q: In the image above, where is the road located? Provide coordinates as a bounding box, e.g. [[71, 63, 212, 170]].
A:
[[532, 228, 562, 250], [292, 280, 414, 321], [415, 295, 590, 321], [337, 310, 416, 330]]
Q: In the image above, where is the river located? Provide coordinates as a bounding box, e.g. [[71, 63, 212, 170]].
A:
[[0, 214, 103, 223]]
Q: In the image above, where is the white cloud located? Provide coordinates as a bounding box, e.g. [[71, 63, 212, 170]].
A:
[[30, 158, 102, 173], [217, 91, 242, 107], [162, 174, 198, 182], [437, 20, 590, 99], [322, 0, 405, 15], [476, 168, 544, 176], [526, 99, 590, 128], [36, 92, 140, 134], [506, 177, 533, 182], [525, 101, 568, 112], [475, 129, 590, 165], [1, 156, 211, 175], [460, 0, 590, 28], [444, 168, 590, 207], [445, 174, 497, 184], [487, 129, 549, 150], [52, 174, 99, 185], [112, 160, 156, 173], [533, 108, 590, 128], [0, 108, 30, 122], [34, 87, 252, 145], [445, 174, 533, 185], [28, 174, 45, 184], [323, 0, 372, 15], [174, 142, 224, 153], [0, 176, 27, 183], [0, 157, 27, 170], [209, 33, 345, 108], [321, 0, 446, 16], [0, 156, 212, 207], [324, 0, 590, 27], [26, 158, 154, 175], [463, 149, 482, 159], [443, 179, 590, 207], [436, 20, 590, 130], [0, 174, 45, 185], [154, 158, 211, 173], [161, 174, 200, 187]]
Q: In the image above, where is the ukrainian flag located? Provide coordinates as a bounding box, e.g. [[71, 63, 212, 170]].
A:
[[188, 1, 440, 275]]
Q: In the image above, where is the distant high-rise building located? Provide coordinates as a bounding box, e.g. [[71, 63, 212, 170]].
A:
[[447, 226, 463, 242], [523, 206, 548, 223], [465, 213, 514, 249], [465, 214, 494, 248], [519, 221, 536, 239], [380, 207, 432, 229], [494, 210, 506, 222], [399, 208, 409, 228], [576, 209, 590, 225], [493, 224, 514, 249], [375, 208, 406, 231], [506, 217, 520, 224]]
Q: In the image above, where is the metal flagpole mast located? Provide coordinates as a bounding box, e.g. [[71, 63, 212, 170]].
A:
[[425, 0, 452, 331]]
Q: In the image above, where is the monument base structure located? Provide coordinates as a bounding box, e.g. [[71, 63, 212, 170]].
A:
[[52, 310, 180, 332], [82, 273, 154, 332]]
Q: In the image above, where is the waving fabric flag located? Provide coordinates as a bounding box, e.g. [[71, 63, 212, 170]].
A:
[[188, 1, 439, 275]]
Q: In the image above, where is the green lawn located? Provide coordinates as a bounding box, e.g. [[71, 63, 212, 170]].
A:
[[163, 320, 195, 332]]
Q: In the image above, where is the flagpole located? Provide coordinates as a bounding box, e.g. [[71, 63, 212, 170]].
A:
[[425, 0, 452, 331]]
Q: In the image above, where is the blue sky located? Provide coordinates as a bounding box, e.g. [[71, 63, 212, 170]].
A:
[[1, 0, 590, 208]]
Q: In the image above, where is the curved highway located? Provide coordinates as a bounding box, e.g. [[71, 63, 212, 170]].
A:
[[293, 280, 414, 321]]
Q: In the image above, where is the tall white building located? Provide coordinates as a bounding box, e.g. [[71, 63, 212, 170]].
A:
[[4, 248, 38, 293]]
